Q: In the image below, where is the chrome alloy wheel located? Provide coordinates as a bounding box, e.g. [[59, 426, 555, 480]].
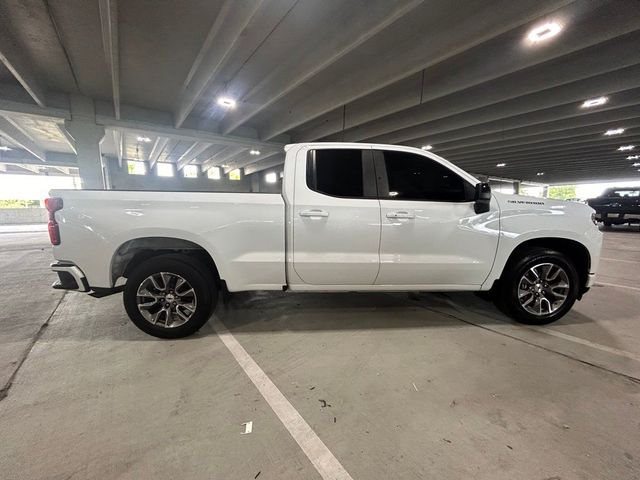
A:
[[136, 272, 197, 328], [517, 262, 570, 316]]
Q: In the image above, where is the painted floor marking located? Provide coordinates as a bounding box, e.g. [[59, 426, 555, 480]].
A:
[[596, 281, 640, 292], [214, 321, 354, 480], [441, 298, 640, 364], [601, 257, 640, 264]]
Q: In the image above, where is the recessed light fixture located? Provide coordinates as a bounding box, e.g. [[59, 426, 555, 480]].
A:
[[249, 149, 260, 155], [581, 96, 608, 108], [632, 162, 640, 167], [536, 172, 545, 176], [136, 136, 151, 143], [527, 22, 562, 42], [604, 128, 625, 136], [627, 155, 639, 160], [421, 145, 433, 151], [496, 163, 506, 167], [618, 145, 635, 151], [0, 145, 12, 151], [217, 97, 236, 109]]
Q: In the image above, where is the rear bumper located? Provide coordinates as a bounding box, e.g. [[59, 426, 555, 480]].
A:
[[51, 261, 123, 297], [51, 261, 90, 292]]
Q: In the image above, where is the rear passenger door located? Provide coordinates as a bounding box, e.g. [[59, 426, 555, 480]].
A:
[[292, 147, 381, 285], [374, 149, 498, 287]]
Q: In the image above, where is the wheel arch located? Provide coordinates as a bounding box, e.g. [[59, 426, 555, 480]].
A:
[[500, 237, 591, 293], [110, 236, 220, 287]]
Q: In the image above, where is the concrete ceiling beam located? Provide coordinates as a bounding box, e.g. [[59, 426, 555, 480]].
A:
[[223, 150, 278, 174], [0, 115, 46, 161], [243, 154, 285, 175], [176, 142, 211, 170], [409, 104, 640, 154], [148, 136, 169, 170], [0, 28, 46, 107], [447, 131, 640, 163], [200, 146, 245, 172], [219, 0, 424, 135], [99, 0, 120, 119], [257, 0, 583, 140], [97, 115, 283, 152], [366, 63, 640, 145], [174, 0, 265, 128], [304, 21, 640, 143]]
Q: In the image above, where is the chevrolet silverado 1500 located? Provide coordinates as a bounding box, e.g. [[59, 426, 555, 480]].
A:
[[47, 143, 603, 338]]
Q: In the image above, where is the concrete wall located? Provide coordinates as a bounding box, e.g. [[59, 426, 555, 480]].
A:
[[0, 208, 48, 224]]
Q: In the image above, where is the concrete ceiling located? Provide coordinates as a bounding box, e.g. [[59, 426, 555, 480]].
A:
[[0, 0, 639, 183]]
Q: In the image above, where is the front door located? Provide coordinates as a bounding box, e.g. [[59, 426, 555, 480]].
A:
[[374, 149, 499, 287], [292, 147, 381, 285]]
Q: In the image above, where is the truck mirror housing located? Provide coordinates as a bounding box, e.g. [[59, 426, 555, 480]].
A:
[[474, 182, 491, 214]]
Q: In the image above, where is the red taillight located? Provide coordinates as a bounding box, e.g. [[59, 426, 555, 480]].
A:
[[45, 197, 63, 245]]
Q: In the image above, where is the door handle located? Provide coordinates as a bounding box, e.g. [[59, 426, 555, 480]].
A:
[[299, 209, 329, 218], [386, 211, 415, 219]]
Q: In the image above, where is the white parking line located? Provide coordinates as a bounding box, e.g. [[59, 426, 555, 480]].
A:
[[214, 321, 354, 480], [440, 298, 640, 364], [601, 257, 640, 264], [596, 282, 640, 292], [531, 326, 640, 363]]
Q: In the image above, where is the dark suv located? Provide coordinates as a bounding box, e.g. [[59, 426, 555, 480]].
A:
[[588, 187, 640, 227]]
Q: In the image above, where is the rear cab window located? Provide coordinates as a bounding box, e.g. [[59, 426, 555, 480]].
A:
[[306, 149, 376, 198]]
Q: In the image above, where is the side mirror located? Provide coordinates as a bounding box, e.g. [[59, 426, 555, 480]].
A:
[[474, 182, 491, 214]]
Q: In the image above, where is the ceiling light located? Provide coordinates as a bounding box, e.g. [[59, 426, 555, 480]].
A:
[[536, 172, 545, 176], [421, 145, 433, 151], [527, 22, 562, 42], [217, 97, 236, 109], [0, 145, 11, 151], [633, 163, 640, 167], [627, 155, 639, 160], [581, 96, 608, 108], [136, 136, 151, 143], [618, 145, 635, 151], [496, 163, 506, 167], [249, 149, 260, 155], [604, 128, 625, 136]]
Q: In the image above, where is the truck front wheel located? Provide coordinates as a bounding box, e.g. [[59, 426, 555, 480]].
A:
[[498, 248, 579, 325], [123, 254, 217, 338]]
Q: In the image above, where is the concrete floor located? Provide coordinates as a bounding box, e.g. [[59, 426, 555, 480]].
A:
[[0, 224, 639, 479]]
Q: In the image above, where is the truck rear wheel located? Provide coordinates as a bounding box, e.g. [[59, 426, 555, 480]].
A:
[[123, 254, 217, 338], [497, 248, 579, 325]]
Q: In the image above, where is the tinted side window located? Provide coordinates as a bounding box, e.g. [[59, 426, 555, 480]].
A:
[[382, 150, 471, 202], [308, 149, 364, 197]]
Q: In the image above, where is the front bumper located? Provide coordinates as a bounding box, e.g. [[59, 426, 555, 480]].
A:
[[51, 261, 90, 292]]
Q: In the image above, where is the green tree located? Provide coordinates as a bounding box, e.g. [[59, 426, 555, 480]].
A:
[[0, 199, 40, 208], [548, 185, 577, 200]]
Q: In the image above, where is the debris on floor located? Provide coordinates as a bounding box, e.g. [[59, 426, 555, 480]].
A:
[[319, 399, 331, 408], [241, 421, 253, 434]]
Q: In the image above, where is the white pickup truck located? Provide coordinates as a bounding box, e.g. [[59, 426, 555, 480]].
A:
[[47, 143, 602, 338]]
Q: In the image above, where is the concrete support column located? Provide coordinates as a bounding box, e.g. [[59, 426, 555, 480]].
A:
[[513, 180, 521, 195], [64, 95, 106, 189], [542, 186, 549, 198]]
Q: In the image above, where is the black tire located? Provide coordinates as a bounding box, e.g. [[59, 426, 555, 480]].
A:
[[603, 222, 612, 227], [496, 248, 579, 325], [123, 254, 218, 338]]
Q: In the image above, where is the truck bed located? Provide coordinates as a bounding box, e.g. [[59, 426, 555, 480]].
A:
[[49, 189, 286, 291]]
